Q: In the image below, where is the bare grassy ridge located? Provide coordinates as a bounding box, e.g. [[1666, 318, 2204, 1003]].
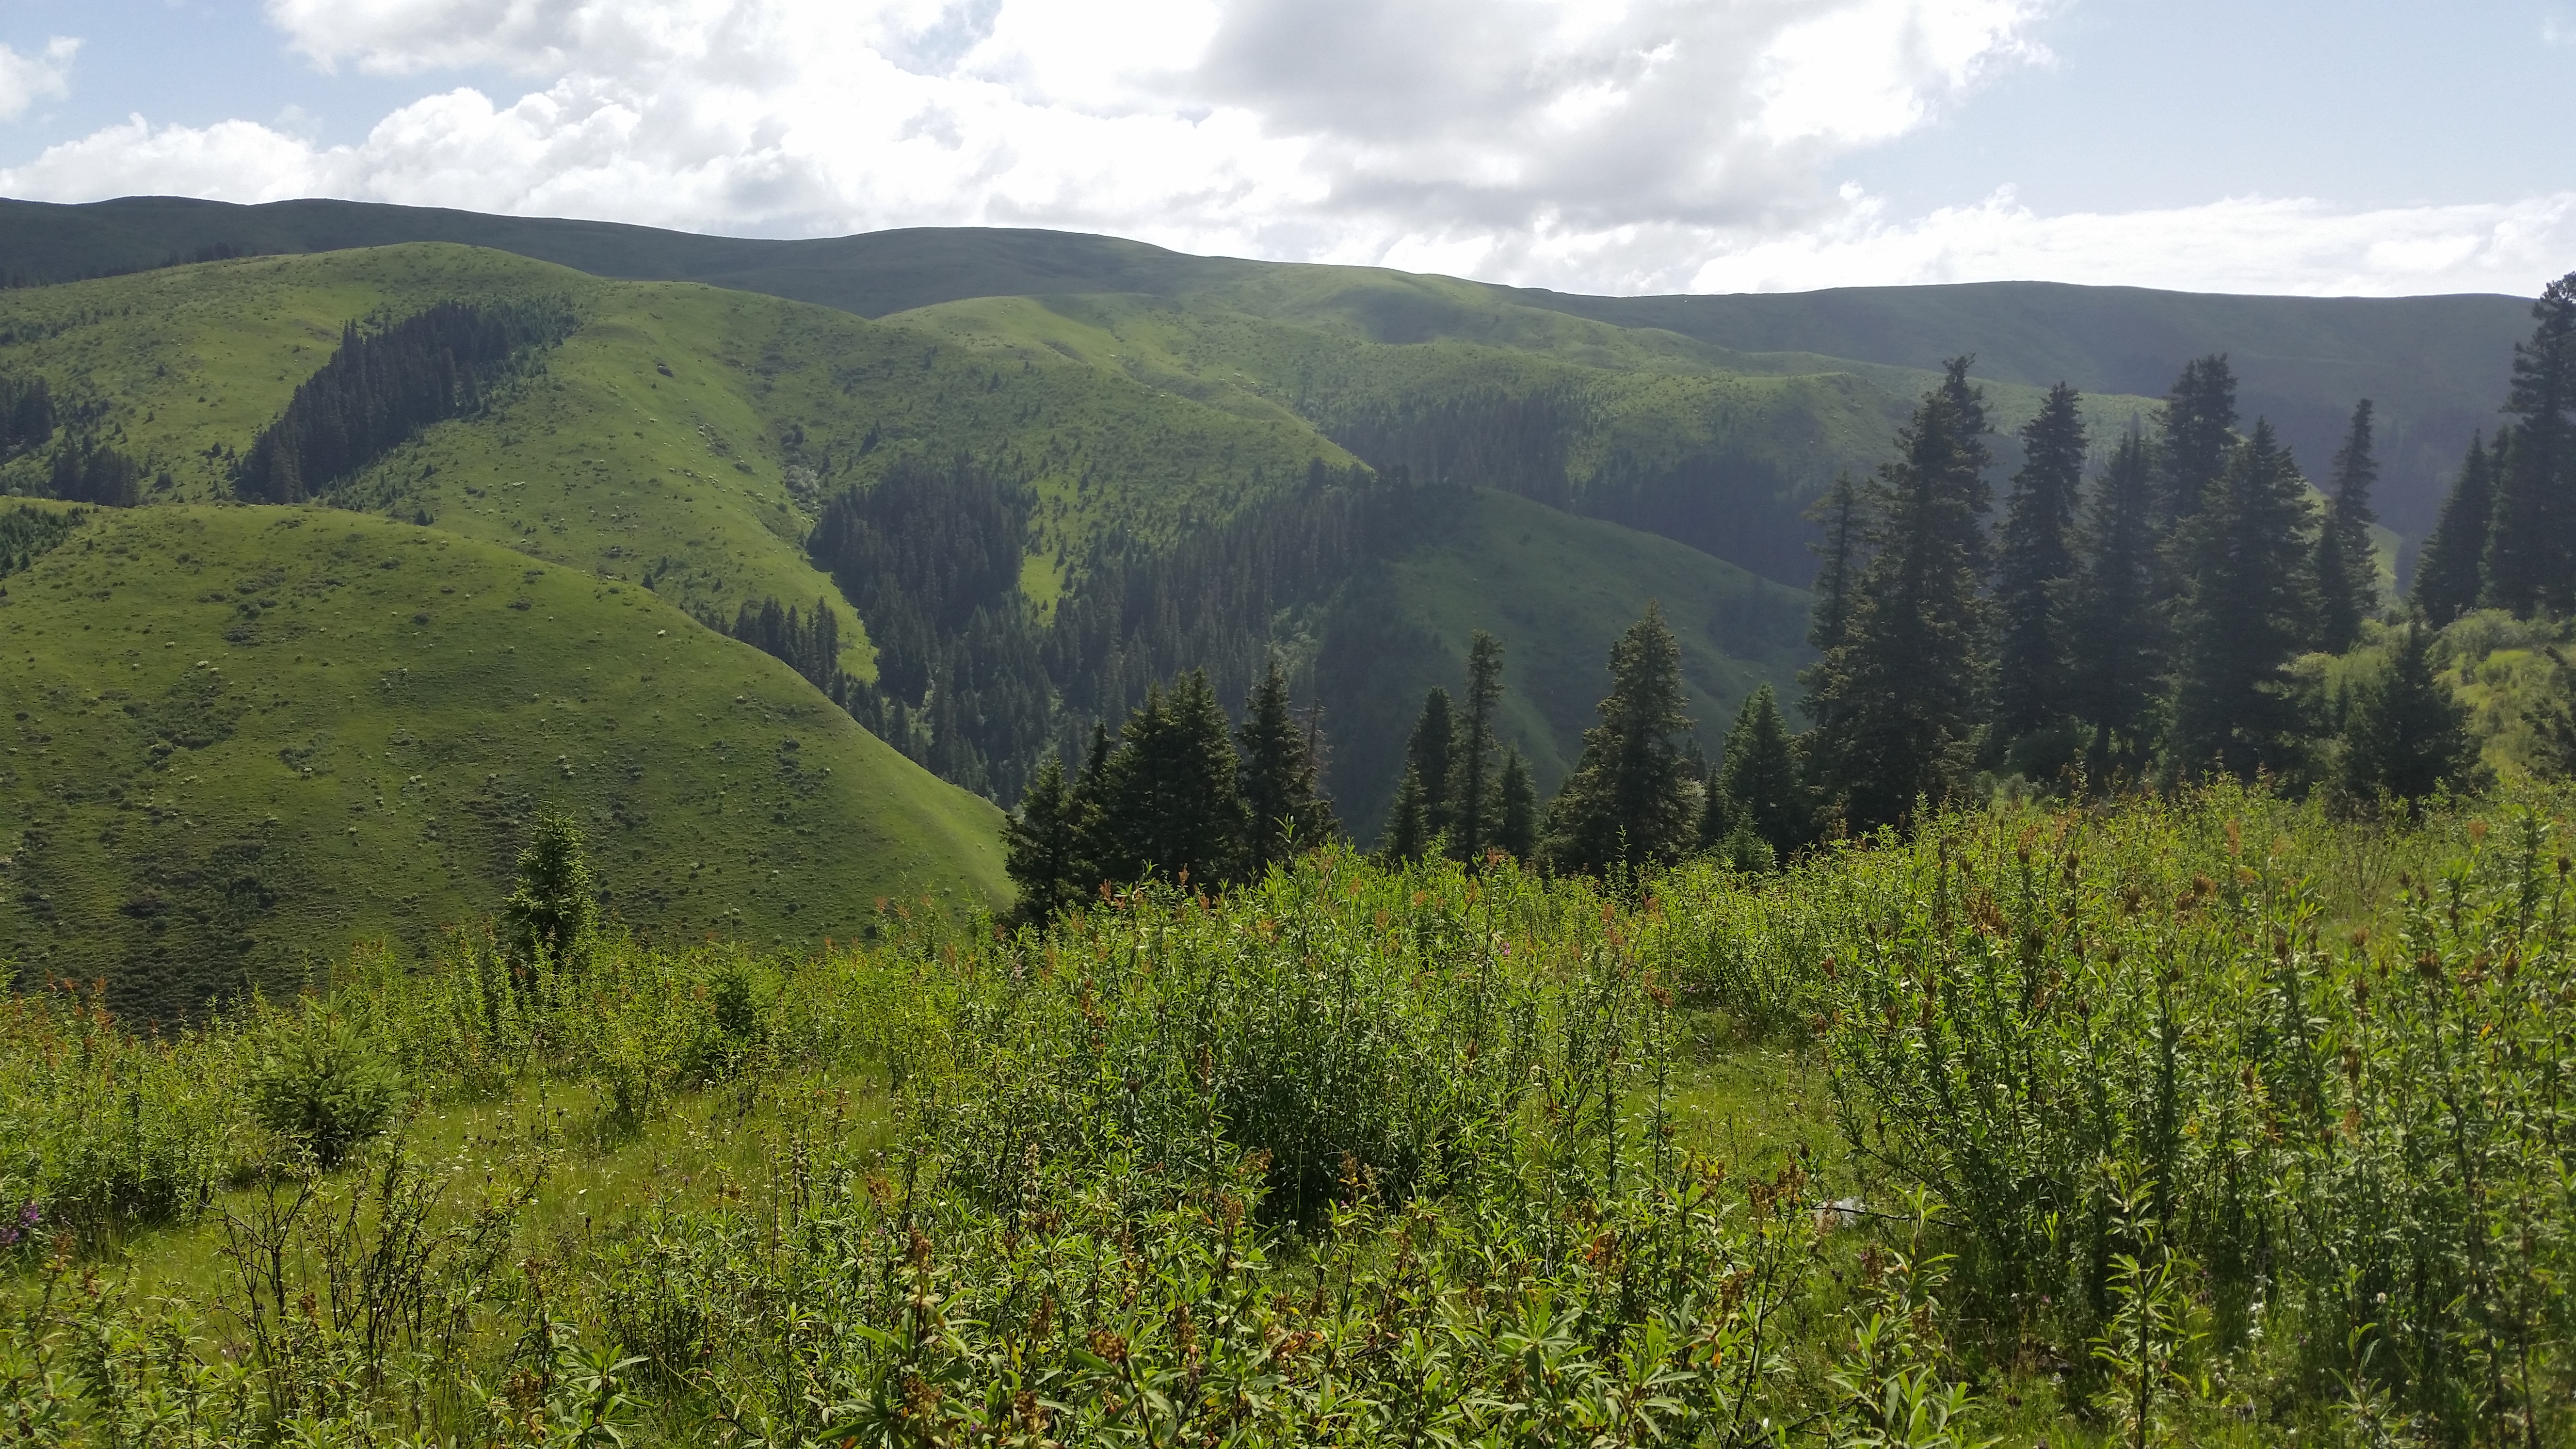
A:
[[4, 786, 2573, 1444]]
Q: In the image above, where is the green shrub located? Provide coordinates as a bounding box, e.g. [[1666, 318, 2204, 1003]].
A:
[[249, 1014, 402, 1168]]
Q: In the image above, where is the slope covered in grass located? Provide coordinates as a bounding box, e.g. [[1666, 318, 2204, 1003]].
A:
[[0, 503, 1004, 1019]]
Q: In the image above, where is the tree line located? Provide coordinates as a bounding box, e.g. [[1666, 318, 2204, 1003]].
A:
[[234, 299, 573, 504]]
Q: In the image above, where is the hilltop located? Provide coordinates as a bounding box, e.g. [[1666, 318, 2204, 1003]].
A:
[[0, 502, 1004, 1019]]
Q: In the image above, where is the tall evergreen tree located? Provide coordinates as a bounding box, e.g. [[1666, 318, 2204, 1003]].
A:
[[1798, 470, 1866, 731], [2337, 623, 2482, 813], [1497, 749, 1537, 862], [2481, 272, 2576, 617], [1004, 755, 1090, 924], [2312, 399, 2382, 653], [2157, 355, 2239, 530], [1237, 657, 1337, 876], [1994, 382, 2088, 743], [1400, 688, 1455, 847], [1446, 632, 1505, 865], [2065, 433, 2166, 785], [2166, 420, 2317, 781], [1708, 683, 1806, 859], [1383, 769, 1434, 863], [2414, 433, 2496, 627], [1088, 671, 1245, 888], [1806, 358, 1994, 832], [503, 812, 598, 971], [1542, 602, 1698, 876]]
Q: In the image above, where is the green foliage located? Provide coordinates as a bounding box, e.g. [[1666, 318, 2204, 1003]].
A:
[[2479, 273, 2576, 616], [1445, 631, 1506, 864], [2413, 432, 2496, 626], [1002, 753, 1088, 924], [1708, 682, 1808, 861], [2067, 433, 2168, 784], [1236, 656, 1336, 876], [503, 812, 599, 970], [1993, 381, 2086, 746], [2166, 419, 2318, 782], [248, 1011, 402, 1168], [2336, 623, 2487, 812], [1543, 601, 1699, 875], [2313, 400, 2383, 654], [1496, 745, 1537, 861], [1083, 669, 1244, 889]]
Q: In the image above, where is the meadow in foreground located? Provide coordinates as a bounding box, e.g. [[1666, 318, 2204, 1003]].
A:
[[4, 783, 2572, 1447]]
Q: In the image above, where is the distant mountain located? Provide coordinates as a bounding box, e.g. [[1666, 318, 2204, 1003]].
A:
[[1, 195, 2531, 537]]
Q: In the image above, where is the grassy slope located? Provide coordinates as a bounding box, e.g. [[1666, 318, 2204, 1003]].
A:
[[0, 504, 1003, 1020], [1319, 488, 1812, 834]]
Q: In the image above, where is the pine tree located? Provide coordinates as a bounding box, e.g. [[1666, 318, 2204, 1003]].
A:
[[1089, 671, 1245, 889], [1806, 358, 1994, 832], [1446, 632, 1505, 865], [1004, 755, 1089, 923], [1497, 749, 1537, 862], [2413, 433, 2496, 627], [503, 812, 598, 971], [1384, 768, 1433, 863], [1994, 382, 2088, 743], [2312, 400, 2382, 653], [2065, 433, 2166, 786], [1237, 657, 1337, 876], [2481, 273, 2576, 617], [1401, 688, 1455, 847], [1542, 602, 1697, 876], [2337, 623, 2482, 813], [1798, 470, 1865, 730], [2157, 355, 2239, 529], [1710, 683, 1806, 859], [2166, 420, 2317, 781]]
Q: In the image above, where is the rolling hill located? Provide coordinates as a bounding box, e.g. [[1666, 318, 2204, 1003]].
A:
[[0, 501, 1006, 1020]]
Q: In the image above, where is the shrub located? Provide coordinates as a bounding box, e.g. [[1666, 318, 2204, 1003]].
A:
[[249, 1014, 402, 1168]]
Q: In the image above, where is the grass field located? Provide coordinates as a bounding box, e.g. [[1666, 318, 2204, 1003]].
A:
[[0, 502, 1004, 1020]]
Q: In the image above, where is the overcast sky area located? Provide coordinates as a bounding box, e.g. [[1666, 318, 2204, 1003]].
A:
[[0, 0, 2569, 298]]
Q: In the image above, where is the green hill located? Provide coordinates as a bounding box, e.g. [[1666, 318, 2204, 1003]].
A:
[[0, 195, 2523, 537], [0, 502, 1005, 1020]]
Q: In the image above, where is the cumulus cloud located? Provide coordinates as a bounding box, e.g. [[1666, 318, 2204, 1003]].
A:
[[0, 38, 80, 122], [0, 0, 2565, 296]]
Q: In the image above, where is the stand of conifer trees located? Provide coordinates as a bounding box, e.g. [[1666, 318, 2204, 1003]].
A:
[[0, 371, 52, 457], [234, 299, 574, 504]]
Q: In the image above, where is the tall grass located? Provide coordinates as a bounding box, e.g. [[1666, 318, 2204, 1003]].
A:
[[3, 787, 2572, 1444]]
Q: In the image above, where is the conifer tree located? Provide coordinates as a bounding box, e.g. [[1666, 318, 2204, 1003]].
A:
[[503, 812, 598, 971], [1401, 688, 1455, 847], [1497, 749, 1537, 862], [2337, 623, 2482, 812], [2480, 273, 2576, 617], [1446, 632, 1505, 865], [2312, 400, 2382, 653], [1089, 671, 1245, 888], [1806, 358, 1994, 831], [2065, 433, 2166, 785], [2413, 433, 2496, 626], [2166, 420, 2317, 781], [2157, 355, 2239, 529], [1994, 382, 2088, 744], [1237, 657, 1336, 875], [1798, 470, 1865, 731], [1384, 769, 1433, 863], [1542, 602, 1697, 876], [1709, 683, 1806, 859], [1004, 755, 1089, 923]]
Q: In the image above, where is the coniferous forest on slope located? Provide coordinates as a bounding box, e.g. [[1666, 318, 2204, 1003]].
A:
[[4, 202, 2576, 1446]]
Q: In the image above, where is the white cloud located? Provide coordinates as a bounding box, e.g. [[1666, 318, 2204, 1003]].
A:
[[3, 0, 2563, 298], [0, 37, 80, 122]]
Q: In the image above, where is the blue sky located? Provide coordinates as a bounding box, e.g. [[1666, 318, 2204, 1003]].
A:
[[1, 0, 2569, 296]]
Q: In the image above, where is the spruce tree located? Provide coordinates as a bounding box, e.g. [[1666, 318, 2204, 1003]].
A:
[[1542, 602, 1697, 876], [1446, 632, 1505, 865], [1384, 768, 1433, 863], [2165, 420, 2317, 781], [2312, 399, 2382, 653], [1806, 358, 1994, 832], [1401, 688, 1455, 846], [2413, 433, 2496, 627], [503, 812, 598, 971], [1497, 749, 1537, 862], [2157, 355, 2239, 530], [2064, 432, 2165, 785], [2481, 273, 2576, 617], [1004, 755, 1089, 923], [1090, 671, 1245, 888], [1994, 382, 2088, 744], [1237, 657, 1336, 876], [1798, 470, 1865, 731], [2337, 623, 2482, 812], [1710, 683, 1806, 859]]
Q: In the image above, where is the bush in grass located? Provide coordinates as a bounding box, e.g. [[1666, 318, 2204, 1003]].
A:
[[249, 1014, 402, 1168]]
